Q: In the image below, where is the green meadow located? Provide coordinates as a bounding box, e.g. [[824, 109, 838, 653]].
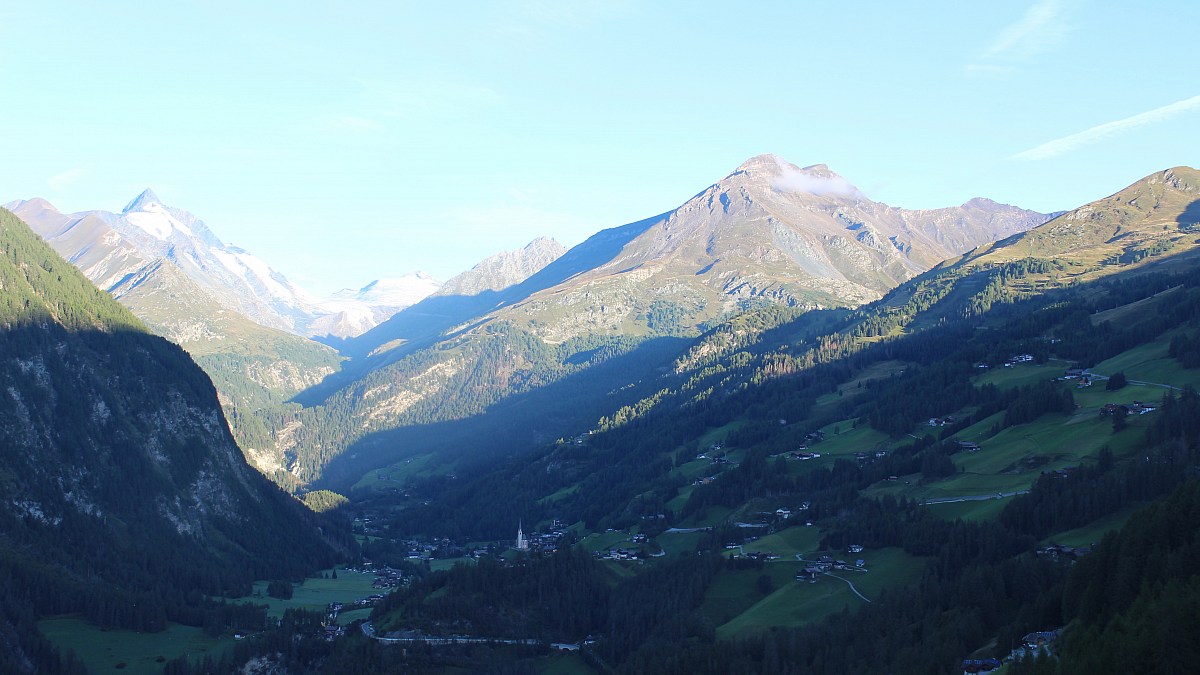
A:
[[248, 568, 381, 618], [39, 617, 232, 675], [712, 547, 925, 640]]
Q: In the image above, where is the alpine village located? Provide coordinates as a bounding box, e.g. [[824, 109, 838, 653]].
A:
[[3, 6, 1200, 675]]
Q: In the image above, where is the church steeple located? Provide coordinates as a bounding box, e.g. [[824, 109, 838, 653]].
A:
[[516, 521, 529, 551]]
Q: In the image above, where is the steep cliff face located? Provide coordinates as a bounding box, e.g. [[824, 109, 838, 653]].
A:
[[6, 198, 344, 481], [0, 207, 336, 671]]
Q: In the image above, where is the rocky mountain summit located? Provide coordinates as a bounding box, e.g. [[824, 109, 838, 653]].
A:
[[436, 237, 567, 297], [358, 154, 1048, 354], [5, 192, 436, 339]]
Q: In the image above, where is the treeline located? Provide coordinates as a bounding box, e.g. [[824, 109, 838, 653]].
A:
[[371, 548, 608, 641], [1003, 389, 1200, 540], [1006, 479, 1200, 674], [290, 324, 691, 485], [1052, 481, 1200, 674], [0, 208, 144, 333]]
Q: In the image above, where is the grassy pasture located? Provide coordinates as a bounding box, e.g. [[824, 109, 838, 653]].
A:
[[735, 525, 823, 558], [713, 547, 925, 640], [1043, 503, 1143, 548], [39, 617, 232, 675], [248, 568, 381, 618]]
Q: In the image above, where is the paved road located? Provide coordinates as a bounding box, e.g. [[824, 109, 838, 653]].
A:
[[1083, 369, 1181, 391], [823, 573, 871, 603], [362, 622, 548, 648], [922, 490, 1028, 505]]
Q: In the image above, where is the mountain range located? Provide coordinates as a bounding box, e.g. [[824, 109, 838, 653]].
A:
[[4, 191, 440, 340], [3, 158, 1200, 673], [286, 155, 1050, 484], [5, 155, 1053, 487], [351, 155, 1048, 360]]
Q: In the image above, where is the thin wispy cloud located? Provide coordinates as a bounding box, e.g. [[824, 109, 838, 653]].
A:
[[1012, 95, 1200, 161], [967, 0, 1073, 73], [48, 168, 88, 191]]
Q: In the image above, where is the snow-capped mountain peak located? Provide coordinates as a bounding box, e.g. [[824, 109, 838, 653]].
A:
[[122, 188, 163, 213], [12, 192, 433, 339], [329, 273, 441, 307], [123, 201, 195, 240]]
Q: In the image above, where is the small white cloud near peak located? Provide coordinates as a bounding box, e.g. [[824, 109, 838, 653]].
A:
[[771, 163, 861, 198]]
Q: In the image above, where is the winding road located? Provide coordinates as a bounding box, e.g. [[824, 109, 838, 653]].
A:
[[922, 490, 1029, 505], [823, 573, 871, 603]]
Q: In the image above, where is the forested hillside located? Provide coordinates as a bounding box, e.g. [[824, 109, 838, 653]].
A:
[[247, 168, 1200, 673], [266, 156, 1047, 489], [0, 208, 341, 672]]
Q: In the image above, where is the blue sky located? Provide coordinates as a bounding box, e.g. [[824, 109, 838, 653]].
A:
[[1, 1, 1196, 294]]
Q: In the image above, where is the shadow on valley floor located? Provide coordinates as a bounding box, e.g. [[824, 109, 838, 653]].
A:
[[292, 213, 666, 407], [312, 334, 691, 494]]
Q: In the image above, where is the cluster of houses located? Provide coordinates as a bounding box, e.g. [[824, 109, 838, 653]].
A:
[[928, 415, 957, 427], [959, 628, 1061, 673], [773, 503, 811, 519], [325, 594, 386, 628], [730, 551, 781, 562], [780, 431, 827, 461], [366, 538, 443, 561], [1100, 401, 1157, 416], [1060, 368, 1095, 387], [693, 444, 736, 485], [370, 566, 409, 590], [355, 515, 391, 539], [1007, 629, 1063, 661], [513, 521, 571, 555], [960, 658, 1002, 674], [695, 442, 726, 461], [591, 529, 652, 561], [1003, 353, 1035, 368], [728, 506, 815, 535], [855, 450, 888, 462], [525, 528, 570, 554], [794, 551, 867, 582], [1036, 543, 1093, 561], [596, 547, 640, 561]]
